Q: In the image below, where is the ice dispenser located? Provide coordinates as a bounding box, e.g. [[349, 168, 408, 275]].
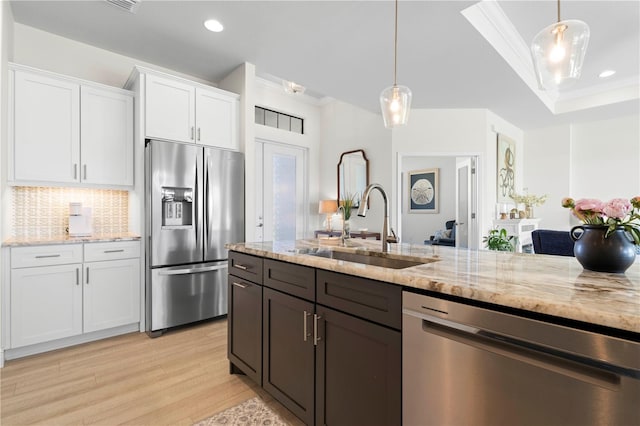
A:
[[162, 187, 193, 227]]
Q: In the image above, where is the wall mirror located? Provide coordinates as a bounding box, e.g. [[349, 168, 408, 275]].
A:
[[337, 149, 369, 207]]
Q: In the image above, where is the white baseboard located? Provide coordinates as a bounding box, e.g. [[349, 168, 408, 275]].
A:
[[4, 323, 140, 362]]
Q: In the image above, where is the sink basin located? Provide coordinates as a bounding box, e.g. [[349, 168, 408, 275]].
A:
[[303, 248, 432, 269]]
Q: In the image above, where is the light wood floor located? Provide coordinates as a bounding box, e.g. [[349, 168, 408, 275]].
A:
[[1, 319, 303, 426]]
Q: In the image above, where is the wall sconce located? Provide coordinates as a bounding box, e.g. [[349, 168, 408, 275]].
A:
[[318, 199, 338, 231]]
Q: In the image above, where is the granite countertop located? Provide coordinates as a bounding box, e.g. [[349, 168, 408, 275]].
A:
[[227, 239, 640, 334], [2, 233, 142, 247]]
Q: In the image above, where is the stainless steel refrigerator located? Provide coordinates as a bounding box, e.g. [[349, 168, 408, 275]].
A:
[[145, 139, 244, 336]]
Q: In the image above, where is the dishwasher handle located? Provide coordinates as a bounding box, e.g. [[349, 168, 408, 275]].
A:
[[406, 308, 622, 390]]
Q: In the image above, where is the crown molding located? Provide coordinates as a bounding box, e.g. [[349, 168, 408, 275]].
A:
[[461, 0, 638, 116]]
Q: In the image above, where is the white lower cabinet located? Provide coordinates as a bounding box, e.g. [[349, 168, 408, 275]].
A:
[[83, 258, 140, 333], [11, 263, 83, 347], [9, 241, 141, 351]]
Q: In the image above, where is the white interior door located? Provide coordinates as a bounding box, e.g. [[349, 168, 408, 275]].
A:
[[255, 140, 307, 242], [455, 157, 479, 249]]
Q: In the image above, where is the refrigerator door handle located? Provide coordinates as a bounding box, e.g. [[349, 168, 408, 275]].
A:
[[158, 264, 228, 276], [204, 159, 209, 247], [195, 155, 199, 242]]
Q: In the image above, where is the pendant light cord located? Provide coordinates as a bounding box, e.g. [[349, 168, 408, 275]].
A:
[[557, 0, 561, 23], [393, 0, 398, 86]]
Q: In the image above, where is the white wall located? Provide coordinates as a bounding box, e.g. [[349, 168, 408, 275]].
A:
[[571, 115, 640, 199], [523, 114, 640, 231], [392, 109, 523, 245], [523, 124, 571, 230], [319, 99, 390, 236], [400, 156, 456, 245]]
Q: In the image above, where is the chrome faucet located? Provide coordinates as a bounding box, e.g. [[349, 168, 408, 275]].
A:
[[357, 183, 398, 252]]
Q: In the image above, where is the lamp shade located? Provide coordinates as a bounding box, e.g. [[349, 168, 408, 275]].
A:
[[380, 85, 412, 128], [318, 199, 338, 214], [531, 19, 590, 91]]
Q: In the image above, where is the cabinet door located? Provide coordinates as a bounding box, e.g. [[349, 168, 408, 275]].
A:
[[228, 275, 262, 385], [11, 264, 83, 348], [80, 86, 134, 186], [145, 74, 195, 143], [315, 305, 402, 426], [195, 87, 238, 150], [13, 70, 80, 183], [263, 288, 315, 425], [83, 258, 140, 333]]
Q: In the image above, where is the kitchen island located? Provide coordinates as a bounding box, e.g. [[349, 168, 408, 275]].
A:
[[228, 239, 639, 333], [227, 239, 639, 426]]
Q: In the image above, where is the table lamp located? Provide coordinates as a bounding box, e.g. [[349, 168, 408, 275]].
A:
[[319, 199, 338, 231]]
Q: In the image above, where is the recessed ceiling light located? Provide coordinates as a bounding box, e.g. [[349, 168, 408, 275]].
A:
[[599, 70, 616, 79], [204, 19, 224, 33]]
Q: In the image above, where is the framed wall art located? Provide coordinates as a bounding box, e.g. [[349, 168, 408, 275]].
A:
[[408, 168, 439, 213], [496, 133, 516, 203]]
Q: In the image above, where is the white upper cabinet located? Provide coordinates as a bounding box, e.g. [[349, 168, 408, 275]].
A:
[[13, 70, 80, 183], [81, 86, 134, 186], [196, 87, 238, 149], [143, 72, 239, 150], [145, 74, 195, 143], [9, 65, 134, 187]]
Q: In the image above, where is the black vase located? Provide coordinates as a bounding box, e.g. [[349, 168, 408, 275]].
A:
[[570, 225, 637, 274]]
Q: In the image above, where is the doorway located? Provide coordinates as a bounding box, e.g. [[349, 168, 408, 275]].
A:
[[255, 139, 308, 242], [397, 153, 480, 249]]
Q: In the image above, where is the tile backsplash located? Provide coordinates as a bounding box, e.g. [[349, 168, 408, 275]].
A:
[[12, 186, 129, 239]]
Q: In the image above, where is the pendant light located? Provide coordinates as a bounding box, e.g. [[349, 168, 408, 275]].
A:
[[530, 0, 590, 91], [380, 0, 412, 128]]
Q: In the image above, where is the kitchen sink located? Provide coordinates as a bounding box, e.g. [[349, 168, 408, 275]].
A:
[[300, 248, 434, 269]]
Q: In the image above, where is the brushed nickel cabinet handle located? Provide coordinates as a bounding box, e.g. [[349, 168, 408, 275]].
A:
[[76, 268, 79, 286], [35, 254, 61, 259], [234, 264, 248, 270], [83, 164, 87, 180], [190, 126, 195, 140], [232, 282, 248, 289], [313, 314, 322, 346], [303, 311, 312, 342], [197, 128, 201, 141], [73, 164, 77, 180], [104, 249, 125, 253], [86, 267, 89, 285]]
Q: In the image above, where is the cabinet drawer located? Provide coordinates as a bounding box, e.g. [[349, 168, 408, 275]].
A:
[[229, 251, 263, 283], [11, 244, 82, 268], [264, 259, 315, 301], [84, 241, 140, 262], [316, 270, 402, 330]]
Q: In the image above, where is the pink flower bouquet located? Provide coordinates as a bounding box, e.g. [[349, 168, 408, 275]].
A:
[[562, 197, 640, 244]]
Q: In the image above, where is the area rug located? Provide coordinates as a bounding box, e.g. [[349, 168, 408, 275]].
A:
[[194, 396, 290, 426]]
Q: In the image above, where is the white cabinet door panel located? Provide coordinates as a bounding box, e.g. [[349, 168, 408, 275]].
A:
[[195, 87, 238, 150], [13, 70, 80, 183], [81, 86, 134, 186], [145, 74, 195, 143], [11, 264, 83, 348], [83, 258, 140, 333]]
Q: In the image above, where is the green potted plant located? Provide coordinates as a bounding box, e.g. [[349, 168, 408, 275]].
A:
[[339, 192, 356, 220], [483, 228, 515, 252]]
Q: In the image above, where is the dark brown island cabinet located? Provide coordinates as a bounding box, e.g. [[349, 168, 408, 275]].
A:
[[227, 251, 402, 426]]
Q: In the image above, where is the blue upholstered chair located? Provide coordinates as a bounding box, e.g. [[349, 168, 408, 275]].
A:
[[531, 229, 574, 256], [428, 220, 456, 247]]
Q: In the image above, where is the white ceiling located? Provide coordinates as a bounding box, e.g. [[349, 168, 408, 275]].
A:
[[9, 0, 640, 130]]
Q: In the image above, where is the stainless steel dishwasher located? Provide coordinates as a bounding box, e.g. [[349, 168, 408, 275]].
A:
[[403, 291, 640, 426]]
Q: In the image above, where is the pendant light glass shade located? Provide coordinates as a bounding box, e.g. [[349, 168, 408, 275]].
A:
[[531, 19, 590, 91], [380, 84, 412, 128], [380, 0, 411, 129]]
